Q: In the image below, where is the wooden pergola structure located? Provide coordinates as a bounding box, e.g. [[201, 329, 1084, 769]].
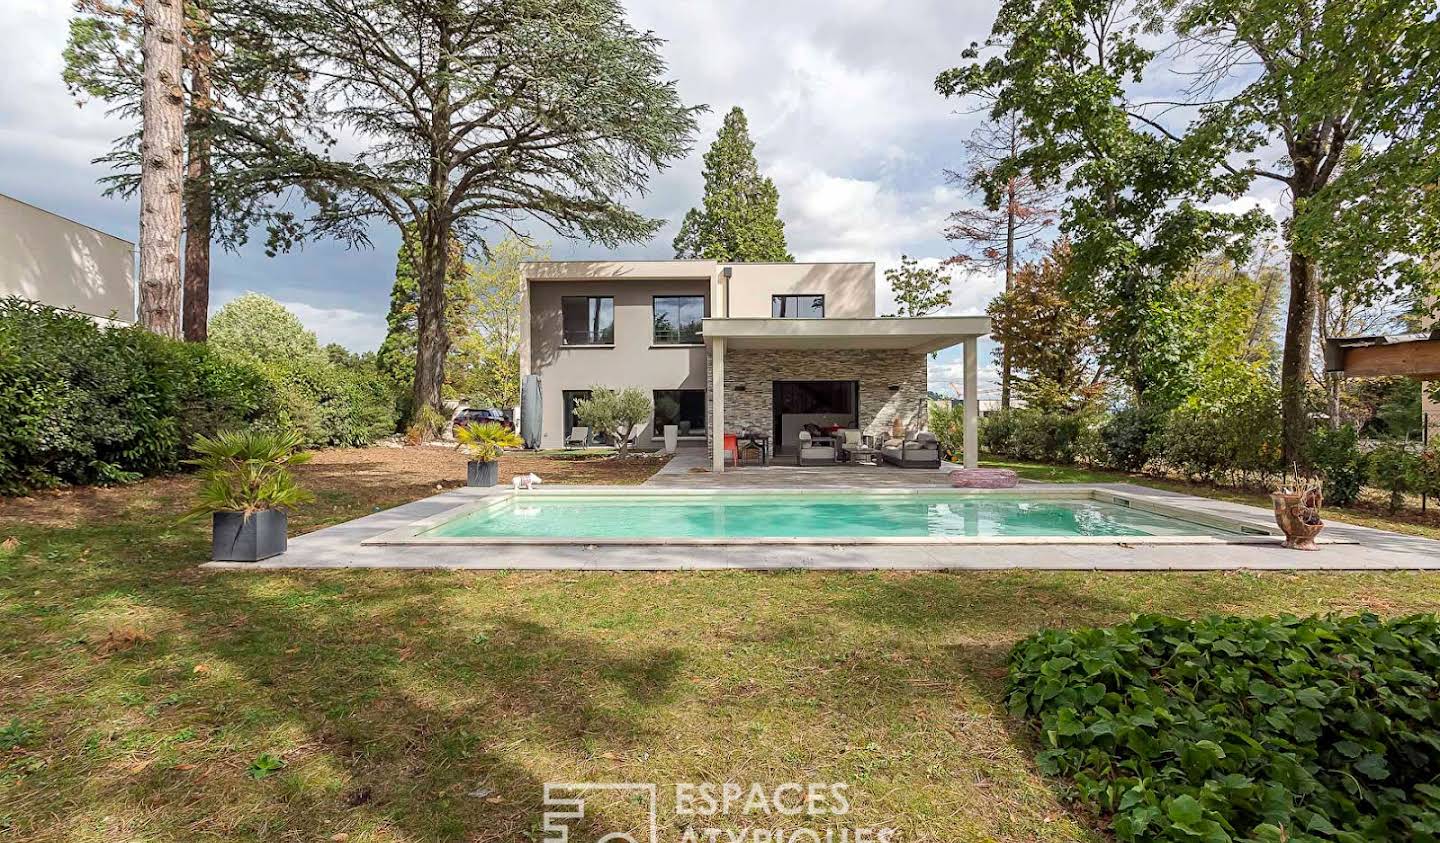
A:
[[1323, 331, 1440, 381], [1326, 331, 1439, 510]]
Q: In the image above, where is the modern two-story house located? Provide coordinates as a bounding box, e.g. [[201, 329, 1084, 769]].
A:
[[518, 260, 988, 472]]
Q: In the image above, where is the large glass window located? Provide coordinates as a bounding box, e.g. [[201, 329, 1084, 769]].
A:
[[653, 389, 706, 436], [771, 294, 825, 318], [774, 380, 857, 416], [561, 296, 614, 345], [652, 295, 705, 344]]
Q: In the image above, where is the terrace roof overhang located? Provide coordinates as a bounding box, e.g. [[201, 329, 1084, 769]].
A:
[[701, 316, 991, 354], [1324, 332, 1440, 379]]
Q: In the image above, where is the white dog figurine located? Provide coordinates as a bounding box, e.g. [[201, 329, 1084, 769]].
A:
[[512, 473, 542, 491]]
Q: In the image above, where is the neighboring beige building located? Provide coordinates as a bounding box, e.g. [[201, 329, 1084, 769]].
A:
[[0, 193, 135, 322], [520, 260, 989, 471]]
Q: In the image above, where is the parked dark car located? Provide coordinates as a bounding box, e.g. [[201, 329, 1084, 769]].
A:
[[453, 407, 513, 431]]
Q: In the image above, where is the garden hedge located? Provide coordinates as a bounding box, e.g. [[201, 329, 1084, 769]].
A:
[[1007, 613, 1440, 842], [0, 298, 396, 493]]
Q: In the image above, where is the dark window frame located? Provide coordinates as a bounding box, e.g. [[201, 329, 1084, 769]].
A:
[[561, 296, 615, 346], [652, 294, 706, 345], [771, 294, 826, 319], [652, 388, 707, 437], [562, 389, 593, 437], [771, 380, 860, 446]]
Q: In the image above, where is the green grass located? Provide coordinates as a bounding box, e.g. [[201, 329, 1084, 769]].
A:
[[3, 476, 1440, 841]]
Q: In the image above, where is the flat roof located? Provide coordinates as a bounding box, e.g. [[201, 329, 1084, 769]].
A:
[[702, 316, 990, 353], [522, 260, 717, 281], [520, 259, 878, 282]]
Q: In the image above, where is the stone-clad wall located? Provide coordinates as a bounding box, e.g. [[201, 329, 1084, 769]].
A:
[[705, 348, 929, 450]]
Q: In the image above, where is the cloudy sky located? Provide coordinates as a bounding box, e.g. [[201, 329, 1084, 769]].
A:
[[1, 0, 1281, 398]]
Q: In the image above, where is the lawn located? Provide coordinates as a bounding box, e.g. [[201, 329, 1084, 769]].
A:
[[980, 454, 1440, 542], [3, 446, 1440, 842]]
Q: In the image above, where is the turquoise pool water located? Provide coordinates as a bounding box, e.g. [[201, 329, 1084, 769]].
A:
[[421, 493, 1240, 539]]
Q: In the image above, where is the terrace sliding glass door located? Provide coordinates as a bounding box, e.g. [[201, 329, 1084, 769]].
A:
[[771, 380, 859, 454]]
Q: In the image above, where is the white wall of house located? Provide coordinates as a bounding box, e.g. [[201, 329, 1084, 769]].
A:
[[719, 262, 875, 318], [0, 193, 135, 322]]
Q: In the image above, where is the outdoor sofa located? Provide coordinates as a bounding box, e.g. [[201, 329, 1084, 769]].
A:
[[796, 431, 838, 465], [879, 432, 941, 469]]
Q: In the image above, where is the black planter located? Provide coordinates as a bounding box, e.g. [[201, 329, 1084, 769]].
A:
[[212, 510, 287, 562], [467, 459, 500, 487]]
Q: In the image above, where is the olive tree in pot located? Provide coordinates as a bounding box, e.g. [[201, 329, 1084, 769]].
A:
[[186, 430, 313, 562], [456, 421, 523, 486]]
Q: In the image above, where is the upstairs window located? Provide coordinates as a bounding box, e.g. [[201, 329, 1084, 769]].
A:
[[561, 296, 614, 345], [652, 295, 705, 344], [771, 294, 825, 319]]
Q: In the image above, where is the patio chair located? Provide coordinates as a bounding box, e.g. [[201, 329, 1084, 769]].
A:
[[723, 433, 740, 466], [878, 432, 941, 469], [797, 431, 837, 466], [564, 426, 590, 449], [836, 428, 864, 461]]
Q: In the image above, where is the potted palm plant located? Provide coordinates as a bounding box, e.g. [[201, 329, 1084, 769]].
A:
[[186, 429, 313, 562], [455, 421, 523, 487]]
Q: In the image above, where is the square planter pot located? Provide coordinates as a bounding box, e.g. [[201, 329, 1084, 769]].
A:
[[212, 510, 287, 562], [467, 459, 500, 487]]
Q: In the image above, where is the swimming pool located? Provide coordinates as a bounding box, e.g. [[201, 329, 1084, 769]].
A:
[[369, 489, 1270, 544]]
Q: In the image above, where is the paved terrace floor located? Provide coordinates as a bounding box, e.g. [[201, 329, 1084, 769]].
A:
[[206, 451, 1440, 570], [642, 449, 965, 488]]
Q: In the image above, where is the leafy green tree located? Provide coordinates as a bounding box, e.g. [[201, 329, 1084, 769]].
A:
[[986, 242, 1106, 412], [209, 293, 326, 367], [237, 0, 699, 419], [1164, 0, 1440, 464], [449, 237, 545, 410], [885, 256, 953, 318], [938, 0, 1268, 412], [673, 107, 792, 262], [944, 0, 1440, 461]]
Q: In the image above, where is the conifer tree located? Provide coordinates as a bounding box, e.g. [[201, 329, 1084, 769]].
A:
[[674, 107, 792, 262]]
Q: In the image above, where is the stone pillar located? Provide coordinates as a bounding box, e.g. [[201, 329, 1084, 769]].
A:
[[963, 336, 979, 469], [711, 337, 726, 473]]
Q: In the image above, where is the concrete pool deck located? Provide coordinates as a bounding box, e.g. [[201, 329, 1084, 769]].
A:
[[203, 464, 1440, 570]]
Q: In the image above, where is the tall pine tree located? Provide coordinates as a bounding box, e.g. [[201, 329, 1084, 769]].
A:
[[673, 107, 792, 262]]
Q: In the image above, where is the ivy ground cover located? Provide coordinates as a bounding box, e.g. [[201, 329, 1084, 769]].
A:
[[1008, 614, 1440, 842]]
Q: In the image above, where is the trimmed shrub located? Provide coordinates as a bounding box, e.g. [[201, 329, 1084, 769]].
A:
[[929, 401, 965, 462], [979, 409, 1098, 466], [0, 298, 273, 492], [1159, 393, 1282, 487], [1008, 613, 1440, 842], [1307, 426, 1367, 507], [979, 408, 1021, 456], [1368, 442, 1416, 514], [1099, 405, 1166, 472], [261, 361, 397, 448], [1406, 447, 1440, 503]]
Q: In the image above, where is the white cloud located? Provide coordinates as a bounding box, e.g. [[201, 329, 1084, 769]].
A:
[[210, 289, 387, 352], [929, 344, 1002, 398], [280, 300, 387, 352]]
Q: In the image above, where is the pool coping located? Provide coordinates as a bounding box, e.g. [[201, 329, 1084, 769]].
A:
[[357, 486, 1327, 547], [202, 481, 1440, 570]]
